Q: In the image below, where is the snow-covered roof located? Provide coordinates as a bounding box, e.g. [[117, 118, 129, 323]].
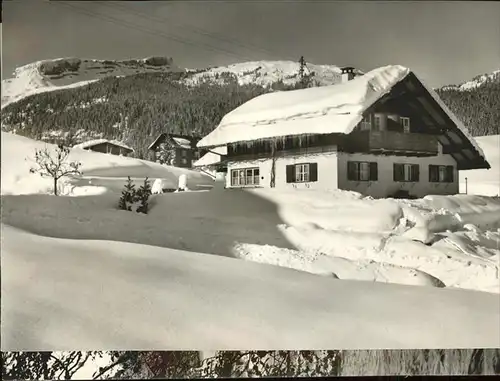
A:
[[147, 133, 197, 150], [192, 146, 227, 168], [197, 65, 410, 148], [73, 139, 134, 151], [172, 137, 192, 149], [197, 64, 488, 169]]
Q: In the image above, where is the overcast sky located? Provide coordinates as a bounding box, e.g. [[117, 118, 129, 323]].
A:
[[3, 0, 500, 87]]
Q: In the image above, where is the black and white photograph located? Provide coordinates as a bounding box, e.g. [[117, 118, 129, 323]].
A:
[[1, 0, 499, 378]]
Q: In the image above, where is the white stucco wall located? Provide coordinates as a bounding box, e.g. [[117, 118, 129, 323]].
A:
[[226, 145, 459, 198], [227, 148, 339, 191], [337, 152, 459, 198]]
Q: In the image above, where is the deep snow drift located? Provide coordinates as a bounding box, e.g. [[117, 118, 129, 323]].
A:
[[2, 224, 499, 351], [1, 132, 499, 350]]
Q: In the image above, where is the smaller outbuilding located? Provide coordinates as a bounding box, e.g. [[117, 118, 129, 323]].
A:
[[73, 139, 134, 156]]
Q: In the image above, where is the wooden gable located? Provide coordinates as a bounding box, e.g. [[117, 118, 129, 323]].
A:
[[367, 73, 490, 170]]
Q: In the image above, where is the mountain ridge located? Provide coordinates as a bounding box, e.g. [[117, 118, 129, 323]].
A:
[[1, 56, 181, 108]]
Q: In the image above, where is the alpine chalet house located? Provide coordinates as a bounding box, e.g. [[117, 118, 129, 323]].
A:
[[148, 133, 205, 168], [196, 65, 490, 198]]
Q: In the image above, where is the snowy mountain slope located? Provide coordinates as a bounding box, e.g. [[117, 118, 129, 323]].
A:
[[1, 56, 180, 108], [440, 70, 500, 91], [1, 58, 346, 109], [185, 60, 347, 87]]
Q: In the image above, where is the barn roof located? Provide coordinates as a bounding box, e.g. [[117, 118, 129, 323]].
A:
[[73, 139, 134, 151], [196, 65, 489, 170], [148, 133, 200, 151]]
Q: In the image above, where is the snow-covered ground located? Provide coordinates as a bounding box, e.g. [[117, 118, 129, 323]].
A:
[[1, 132, 499, 351], [1, 132, 213, 195], [2, 224, 499, 351], [459, 135, 500, 196]]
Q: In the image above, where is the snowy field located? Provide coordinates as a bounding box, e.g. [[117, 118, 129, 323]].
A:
[[1, 132, 499, 351]]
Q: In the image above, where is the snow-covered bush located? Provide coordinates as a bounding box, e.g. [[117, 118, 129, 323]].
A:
[[152, 178, 164, 194], [118, 177, 152, 214]]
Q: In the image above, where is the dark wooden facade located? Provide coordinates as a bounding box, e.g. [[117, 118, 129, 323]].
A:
[[341, 130, 439, 156], [148, 133, 207, 168]]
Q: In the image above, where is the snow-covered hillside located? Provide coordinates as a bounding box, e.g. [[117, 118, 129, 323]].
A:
[[460, 135, 500, 196], [185, 60, 348, 87], [2, 132, 499, 350], [1, 57, 180, 108], [0, 131, 213, 195], [440, 69, 500, 91]]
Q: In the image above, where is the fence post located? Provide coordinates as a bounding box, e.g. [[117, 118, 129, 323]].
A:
[[465, 177, 468, 195]]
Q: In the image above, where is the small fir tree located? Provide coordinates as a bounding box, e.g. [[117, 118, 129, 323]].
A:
[[136, 177, 152, 214], [299, 56, 306, 82], [118, 176, 136, 211]]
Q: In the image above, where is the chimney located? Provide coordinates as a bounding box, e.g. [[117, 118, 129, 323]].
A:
[[341, 66, 356, 83]]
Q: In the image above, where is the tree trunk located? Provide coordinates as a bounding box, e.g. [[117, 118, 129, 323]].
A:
[[53, 177, 58, 196], [270, 139, 277, 188]]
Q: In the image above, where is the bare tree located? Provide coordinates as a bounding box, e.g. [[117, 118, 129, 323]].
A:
[[29, 144, 82, 196]]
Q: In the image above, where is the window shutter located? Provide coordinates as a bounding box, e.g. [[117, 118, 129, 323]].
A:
[[369, 162, 378, 181], [412, 165, 420, 182], [429, 165, 437, 182], [393, 164, 402, 181], [286, 165, 295, 183], [446, 166, 454, 182], [309, 163, 318, 182], [347, 161, 357, 181]]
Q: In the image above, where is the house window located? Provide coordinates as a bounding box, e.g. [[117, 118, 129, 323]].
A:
[[429, 165, 454, 183], [373, 115, 381, 132], [286, 163, 318, 183], [181, 150, 187, 157], [181, 158, 188, 165], [347, 161, 378, 181], [394, 163, 419, 182], [296, 163, 310, 182], [230, 167, 260, 186], [401, 117, 411, 133], [360, 114, 372, 131]]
